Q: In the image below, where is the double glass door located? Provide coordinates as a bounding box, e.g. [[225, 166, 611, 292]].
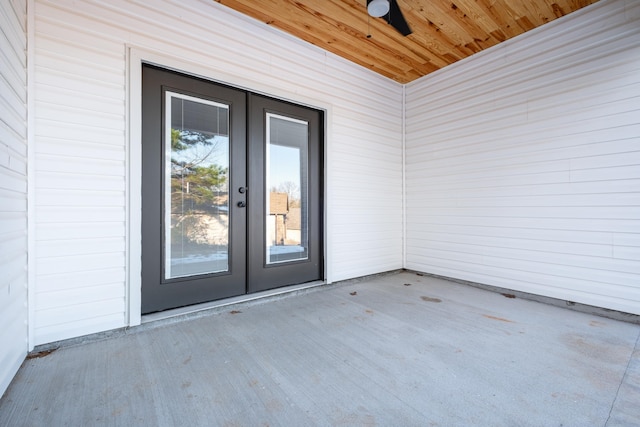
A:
[[141, 65, 323, 314]]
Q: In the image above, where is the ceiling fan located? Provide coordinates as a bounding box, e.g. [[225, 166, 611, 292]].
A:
[[367, 0, 412, 36]]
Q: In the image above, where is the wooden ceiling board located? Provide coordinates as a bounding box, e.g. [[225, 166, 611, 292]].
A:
[[214, 0, 599, 83]]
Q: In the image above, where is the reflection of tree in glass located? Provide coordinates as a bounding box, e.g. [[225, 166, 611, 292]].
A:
[[171, 128, 227, 209]]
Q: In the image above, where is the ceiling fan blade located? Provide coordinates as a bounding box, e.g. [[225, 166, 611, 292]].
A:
[[385, 0, 412, 36]]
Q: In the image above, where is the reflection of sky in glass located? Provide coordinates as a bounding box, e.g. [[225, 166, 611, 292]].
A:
[[270, 144, 300, 193]]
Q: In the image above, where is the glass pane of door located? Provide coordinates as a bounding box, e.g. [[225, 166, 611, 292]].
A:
[[265, 113, 309, 264], [165, 92, 230, 279]]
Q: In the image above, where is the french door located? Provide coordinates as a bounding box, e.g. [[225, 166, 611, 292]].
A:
[[141, 65, 323, 314]]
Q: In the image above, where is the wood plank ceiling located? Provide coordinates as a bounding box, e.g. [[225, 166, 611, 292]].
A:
[[214, 0, 599, 83]]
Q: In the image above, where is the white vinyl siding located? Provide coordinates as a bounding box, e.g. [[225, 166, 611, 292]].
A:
[[32, 0, 403, 344], [0, 0, 28, 396], [405, 0, 640, 315], [28, 0, 638, 349]]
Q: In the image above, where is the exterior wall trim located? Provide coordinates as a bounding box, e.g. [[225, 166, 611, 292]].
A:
[[27, 0, 36, 351], [126, 45, 334, 325]]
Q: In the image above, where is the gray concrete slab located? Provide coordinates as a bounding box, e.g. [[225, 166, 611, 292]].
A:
[[1, 271, 639, 426]]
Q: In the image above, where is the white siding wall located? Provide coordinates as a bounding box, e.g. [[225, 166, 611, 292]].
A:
[[0, 0, 28, 395], [32, 0, 403, 344], [405, 0, 640, 315]]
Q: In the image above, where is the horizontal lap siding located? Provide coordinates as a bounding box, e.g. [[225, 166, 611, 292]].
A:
[[0, 0, 28, 395], [405, 0, 640, 315], [33, 0, 127, 344], [33, 0, 402, 343]]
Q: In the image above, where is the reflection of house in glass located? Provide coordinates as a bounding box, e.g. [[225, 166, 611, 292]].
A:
[[285, 207, 301, 245], [268, 192, 301, 247]]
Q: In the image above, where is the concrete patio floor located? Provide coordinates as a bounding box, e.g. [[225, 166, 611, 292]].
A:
[[1, 271, 639, 426]]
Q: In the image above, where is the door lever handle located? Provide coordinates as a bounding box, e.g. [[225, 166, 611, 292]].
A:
[[237, 201, 246, 208]]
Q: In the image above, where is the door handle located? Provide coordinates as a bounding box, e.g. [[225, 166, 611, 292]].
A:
[[237, 201, 246, 208], [238, 187, 248, 194]]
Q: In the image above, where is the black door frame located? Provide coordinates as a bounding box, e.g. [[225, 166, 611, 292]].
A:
[[141, 65, 324, 314]]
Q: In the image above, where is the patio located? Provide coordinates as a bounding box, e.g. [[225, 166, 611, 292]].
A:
[[1, 271, 638, 426]]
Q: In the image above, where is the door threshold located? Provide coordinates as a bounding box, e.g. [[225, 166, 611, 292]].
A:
[[142, 280, 327, 325]]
